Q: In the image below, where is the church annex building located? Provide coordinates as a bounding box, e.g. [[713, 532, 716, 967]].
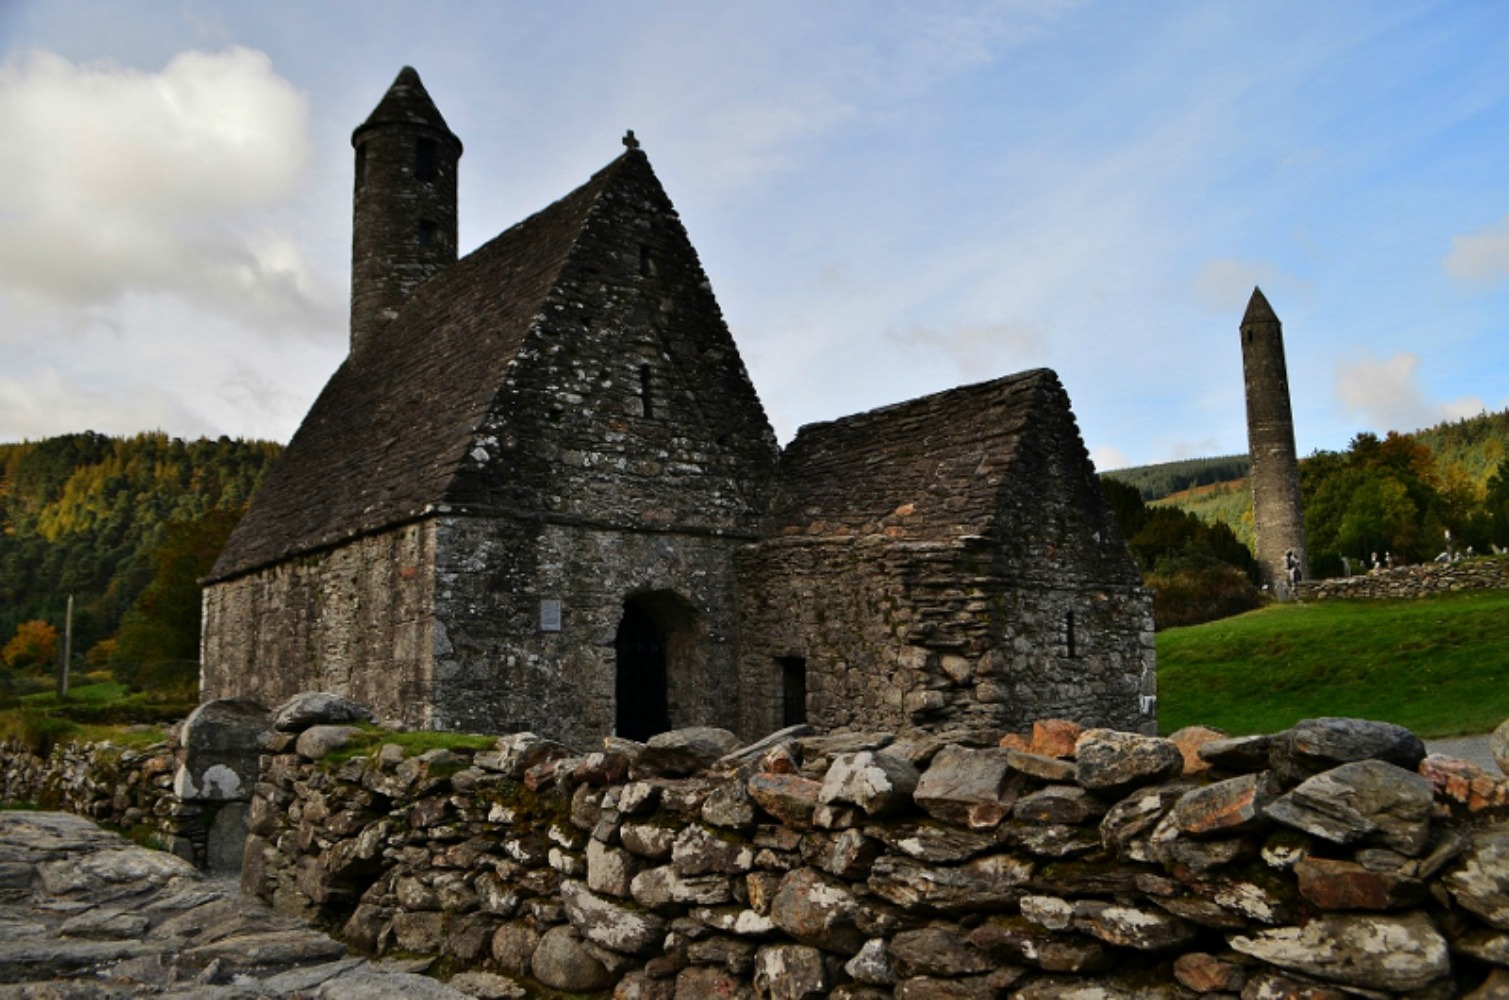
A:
[[200, 68, 1154, 746]]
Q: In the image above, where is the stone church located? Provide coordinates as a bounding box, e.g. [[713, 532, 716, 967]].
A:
[[201, 68, 1154, 746]]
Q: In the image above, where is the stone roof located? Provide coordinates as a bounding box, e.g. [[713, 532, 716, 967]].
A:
[[1242, 286, 1278, 326], [766, 369, 1060, 540], [209, 151, 648, 581], [353, 66, 460, 147]]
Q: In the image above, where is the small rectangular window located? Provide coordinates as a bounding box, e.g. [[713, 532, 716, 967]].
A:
[[779, 656, 807, 727], [416, 138, 437, 181], [639, 244, 653, 277], [417, 219, 436, 247], [639, 363, 654, 419], [355, 143, 367, 189]]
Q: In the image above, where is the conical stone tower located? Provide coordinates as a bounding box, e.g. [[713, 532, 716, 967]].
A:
[[349, 66, 462, 355], [1240, 287, 1307, 597]]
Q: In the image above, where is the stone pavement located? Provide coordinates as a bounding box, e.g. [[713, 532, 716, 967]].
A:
[[0, 812, 525, 999]]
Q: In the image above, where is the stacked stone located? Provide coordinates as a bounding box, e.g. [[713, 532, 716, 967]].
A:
[[0, 734, 177, 838], [1298, 556, 1509, 602], [238, 710, 1509, 998]]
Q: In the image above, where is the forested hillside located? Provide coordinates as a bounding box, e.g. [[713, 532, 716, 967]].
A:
[[0, 432, 282, 678], [1100, 455, 1250, 500]]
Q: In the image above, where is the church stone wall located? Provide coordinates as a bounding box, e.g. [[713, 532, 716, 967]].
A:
[[428, 516, 747, 744], [200, 521, 438, 726], [738, 537, 1152, 740]]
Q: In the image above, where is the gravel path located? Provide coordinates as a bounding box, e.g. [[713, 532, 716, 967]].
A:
[[0, 811, 525, 998], [1424, 733, 1500, 772]]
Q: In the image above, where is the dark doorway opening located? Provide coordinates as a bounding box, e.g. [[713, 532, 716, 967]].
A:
[[615, 602, 669, 740], [779, 656, 807, 727]]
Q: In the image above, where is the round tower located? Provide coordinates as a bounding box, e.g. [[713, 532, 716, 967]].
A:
[[349, 66, 462, 355], [1240, 287, 1308, 597]]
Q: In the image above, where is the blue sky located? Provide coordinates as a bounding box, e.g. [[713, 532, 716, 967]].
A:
[[1, 1, 1506, 469]]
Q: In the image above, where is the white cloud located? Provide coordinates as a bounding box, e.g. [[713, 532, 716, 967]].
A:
[[1334, 350, 1484, 433], [0, 366, 206, 440], [0, 46, 337, 333], [1167, 438, 1225, 461], [1193, 259, 1310, 315], [1444, 214, 1509, 286], [887, 322, 1045, 380], [1090, 444, 1129, 472]]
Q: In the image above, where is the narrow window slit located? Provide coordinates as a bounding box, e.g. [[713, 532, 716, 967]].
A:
[[639, 364, 654, 418], [416, 138, 437, 181], [779, 657, 807, 727]]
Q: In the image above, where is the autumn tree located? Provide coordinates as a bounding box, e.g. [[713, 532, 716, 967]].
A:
[[2, 619, 58, 672]]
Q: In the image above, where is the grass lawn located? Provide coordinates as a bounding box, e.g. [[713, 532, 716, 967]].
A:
[[1157, 589, 1509, 738], [1, 676, 193, 754]]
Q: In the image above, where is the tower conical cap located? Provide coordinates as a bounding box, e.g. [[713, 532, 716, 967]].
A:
[[1242, 286, 1279, 326], [353, 66, 460, 147]]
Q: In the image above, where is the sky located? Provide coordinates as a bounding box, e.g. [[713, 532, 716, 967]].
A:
[[1, 1, 1507, 471]]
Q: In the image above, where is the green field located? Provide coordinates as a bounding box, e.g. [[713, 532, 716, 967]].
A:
[[1157, 590, 1509, 738]]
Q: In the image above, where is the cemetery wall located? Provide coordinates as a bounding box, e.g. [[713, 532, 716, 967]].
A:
[[1298, 555, 1509, 602]]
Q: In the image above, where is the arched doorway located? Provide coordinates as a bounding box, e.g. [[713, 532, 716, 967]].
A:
[[615, 601, 670, 740]]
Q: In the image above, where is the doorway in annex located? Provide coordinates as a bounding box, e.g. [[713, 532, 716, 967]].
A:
[[613, 591, 699, 741]]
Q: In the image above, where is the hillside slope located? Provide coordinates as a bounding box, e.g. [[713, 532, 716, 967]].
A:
[[0, 432, 282, 660]]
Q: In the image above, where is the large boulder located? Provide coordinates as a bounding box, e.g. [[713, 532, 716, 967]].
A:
[[748, 773, 822, 828], [560, 880, 665, 956], [634, 727, 743, 778], [1075, 730, 1184, 797], [914, 746, 1019, 828], [531, 925, 612, 993], [1444, 823, 1509, 929], [769, 867, 865, 955], [868, 853, 1033, 913], [1269, 717, 1425, 786], [475, 732, 577, 779], [1228, 912, 1450, 992], [1265, 759, 1434, 855], [753, 943, 831, 1000], [295, 725, 361, 761], [271, 692, 373, 733], [818, 751, 920, 818], [173, 699, 269, 802], [1167, 772, 1279, 837]]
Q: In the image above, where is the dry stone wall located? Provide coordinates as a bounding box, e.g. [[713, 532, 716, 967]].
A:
[[241, 707, 1509, 998], [0, 735, 195, 859], [1298, 556, 1509, 602]]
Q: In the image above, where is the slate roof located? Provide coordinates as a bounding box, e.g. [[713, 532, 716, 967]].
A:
[[766, 369, 1060, 540], [209, 151, 648, 582], [353, 66, 460, 148]]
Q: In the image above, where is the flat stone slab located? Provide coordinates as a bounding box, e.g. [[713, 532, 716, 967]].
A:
[[0, 810, 498, 996]]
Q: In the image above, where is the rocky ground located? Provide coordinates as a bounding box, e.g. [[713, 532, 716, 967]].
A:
[[0, 811, 524, 999]]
